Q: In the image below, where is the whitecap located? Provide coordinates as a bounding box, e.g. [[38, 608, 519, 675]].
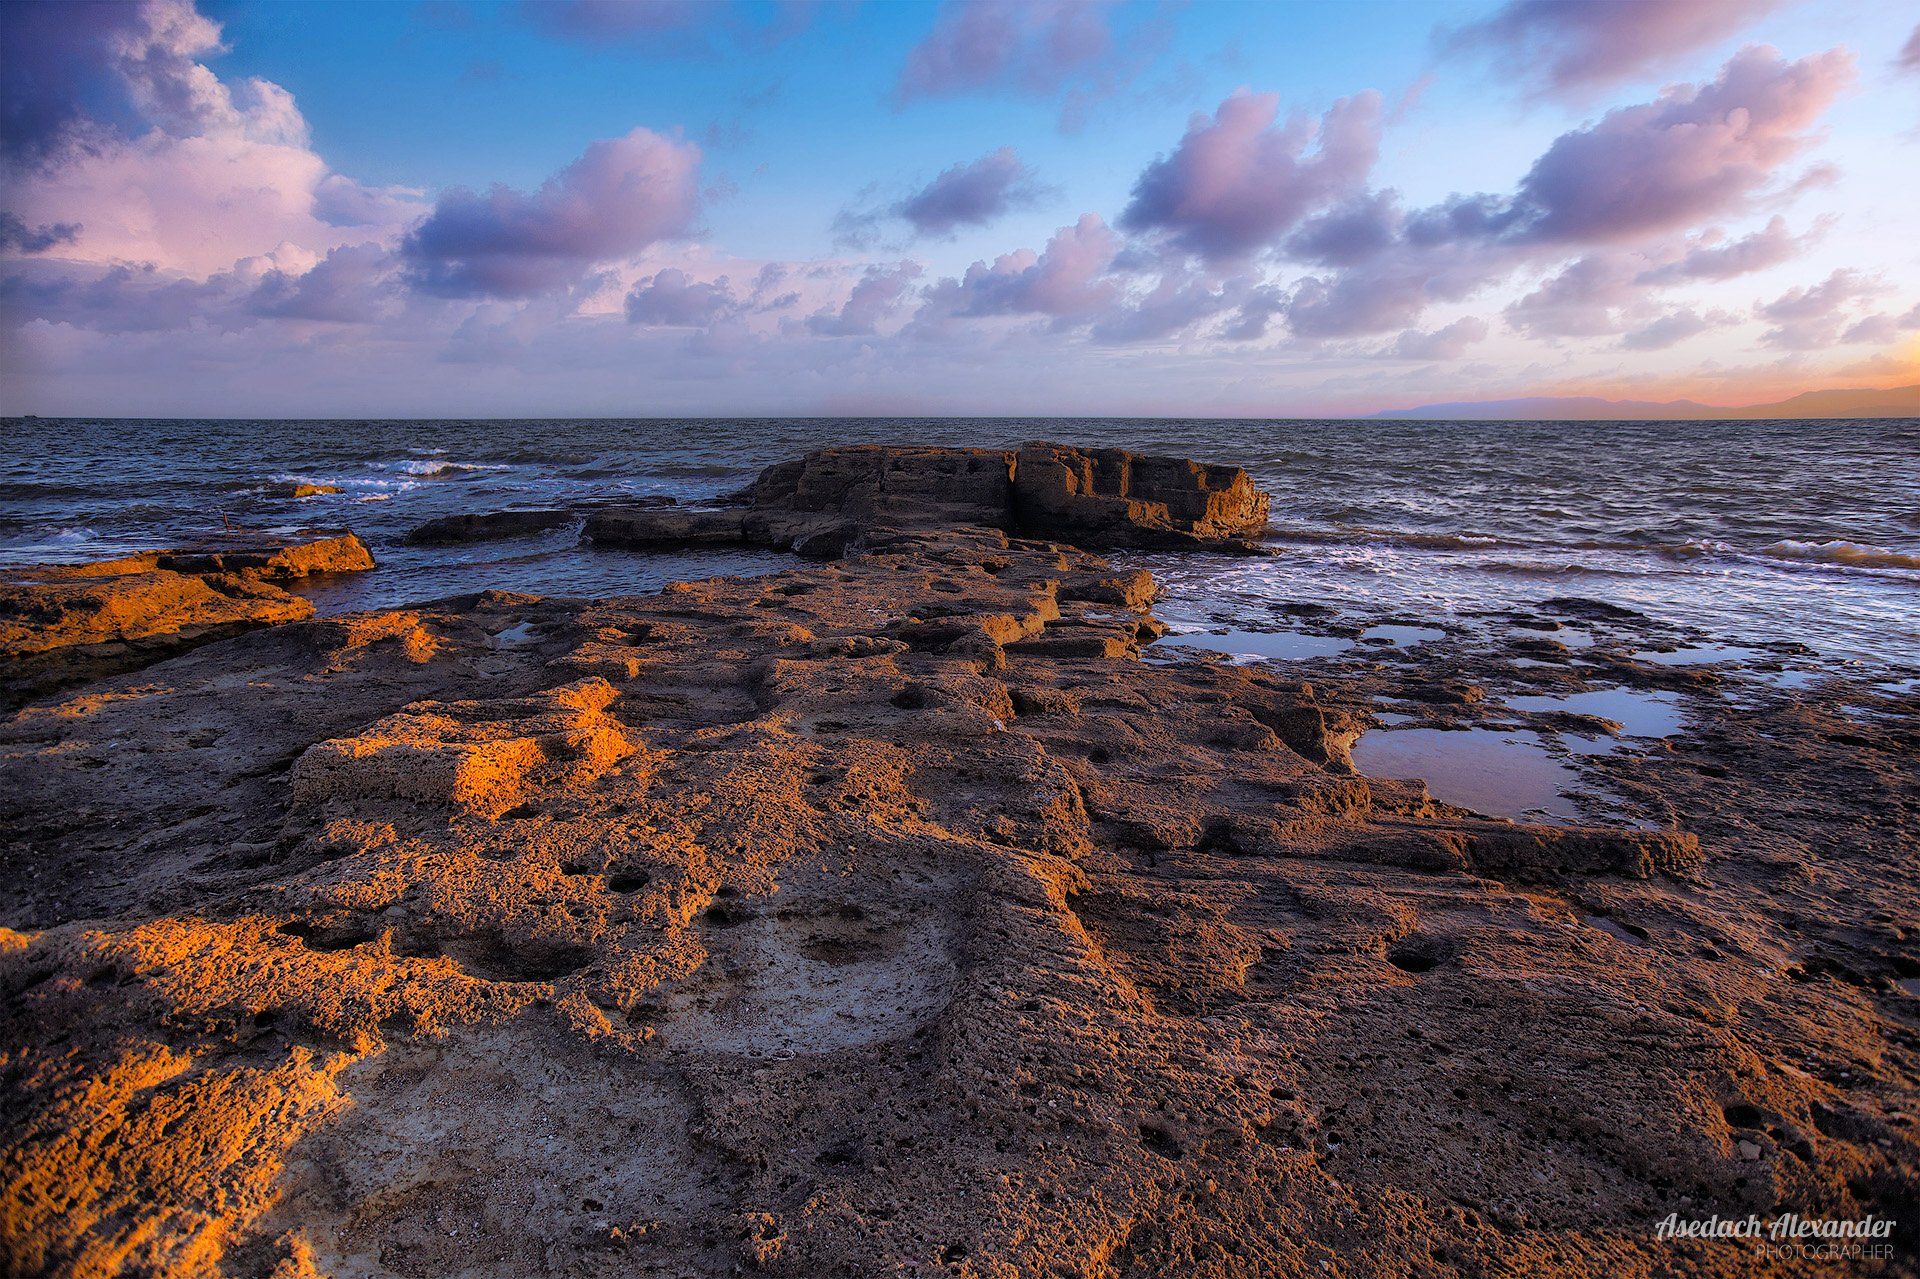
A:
[[1761, 540, 1920, 571]]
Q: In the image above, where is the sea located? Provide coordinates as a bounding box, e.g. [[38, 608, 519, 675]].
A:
[[4, 416, 1917, 677]]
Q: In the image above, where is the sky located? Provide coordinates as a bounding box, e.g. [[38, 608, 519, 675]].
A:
[[2, 0, 1918, 419]]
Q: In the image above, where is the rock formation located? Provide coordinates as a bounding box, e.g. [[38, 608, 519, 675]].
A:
[[404, 510, 573, 544], [586, 442, 1273, 558], [0, 533, 374, 707], [0, 453, 1913, 1279]]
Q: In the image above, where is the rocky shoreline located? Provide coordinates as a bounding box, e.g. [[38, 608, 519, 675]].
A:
[[1, 446, 1914, 1278]]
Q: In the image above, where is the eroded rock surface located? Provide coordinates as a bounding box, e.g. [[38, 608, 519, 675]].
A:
[[586, 442, 1272, 558], [0, 534, 375, 707], [0, 462, 1913, 1279]]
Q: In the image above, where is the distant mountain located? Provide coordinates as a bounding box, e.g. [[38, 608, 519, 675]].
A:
[[1376, 382, 1920, 421]]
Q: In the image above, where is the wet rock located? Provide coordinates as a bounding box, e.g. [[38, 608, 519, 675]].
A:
[[406, 509, 573, 544], [260, 481, 343, 498], [615, 443, 1272, 556], [583, 507, 749, 547]]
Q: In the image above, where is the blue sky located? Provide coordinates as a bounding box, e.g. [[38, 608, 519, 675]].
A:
[[4, 0, 1918, 416]]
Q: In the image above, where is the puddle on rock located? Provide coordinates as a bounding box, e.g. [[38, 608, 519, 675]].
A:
[[1155, 628, 1355, 662], [1632, 642, 1763, 667], [1360, 624, 1446, 647], [1507, 687, 1684, 738], [1352, 726, 1589, 823]]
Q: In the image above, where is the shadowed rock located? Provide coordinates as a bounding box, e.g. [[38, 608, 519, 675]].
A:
[[587, 442, 1271, 559], [405, 509, 574, 544]]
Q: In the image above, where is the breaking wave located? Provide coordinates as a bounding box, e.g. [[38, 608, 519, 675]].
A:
[[1760, 540, 1920, 571]]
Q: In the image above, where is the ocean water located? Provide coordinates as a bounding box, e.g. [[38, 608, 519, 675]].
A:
[[3, 417, 1916, 672]]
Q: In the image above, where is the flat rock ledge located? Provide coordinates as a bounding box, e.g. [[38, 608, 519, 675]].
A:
[[0, 532, 373, 706], [2, 447, 1909, 1279], [586, 442, 1273, 557]]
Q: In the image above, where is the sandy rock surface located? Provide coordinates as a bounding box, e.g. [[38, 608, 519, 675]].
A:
[[0, 455, 1914, 1279], [0, 534, 375, 707]]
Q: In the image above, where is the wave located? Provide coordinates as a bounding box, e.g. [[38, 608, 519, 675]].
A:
[[1760, 540, 1920, 571], [1472, 560, 1633, 578], [397, 459, 506, 478], [1267, 526, 1513, 551]]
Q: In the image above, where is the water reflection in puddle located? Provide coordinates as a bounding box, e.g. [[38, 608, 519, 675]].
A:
[[1507, 687, 1684, 737], [1633, 642, 1763, 667], [1352, 727, 1587, 822], [1155, 628, 1355, 662], [1360, 624, 1446, 647]]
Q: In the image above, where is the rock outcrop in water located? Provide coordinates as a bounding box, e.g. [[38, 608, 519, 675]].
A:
[[1, 452, 1913, 1279], [585, 442, 1273, 558], [404, 509, 574, 544], [0, 533, 373, 707]]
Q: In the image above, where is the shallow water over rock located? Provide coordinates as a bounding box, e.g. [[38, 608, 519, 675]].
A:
[[1507, 687, 1685, 737], [1352, 726, 1589, 822], [1155, 628, 1355, 662]]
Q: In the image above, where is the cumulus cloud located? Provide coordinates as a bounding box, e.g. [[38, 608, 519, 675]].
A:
[[836, 148, 1046, 246], [1495, 46, 1852, 247], [893, 0, 1112, 104], [0, 212, 79, 254], [1285, 192, 1401, 268], [1089, 270, 1244, 344], [1120, 90, 1382, 262], [1756, 268, 1881, 349], [1444, 0, 1780, 101], [920, 213, 1121, 323], [807, 262, 924, 336], [1389, 316, 1489, 360], [1839, 304, 1920, 346], [1230, 46, 1853, 342], [624, 267, 741, 327], [897, 148, 1044, 237], [1620, 307, 1734, 350], [402, 129, 702, 298], [1635, 216, 1814, 284], [2, 0, 427, 276], [0, 241, 391, 334], [1505, 253, 1645, 338], [247, 242, 399, 323]]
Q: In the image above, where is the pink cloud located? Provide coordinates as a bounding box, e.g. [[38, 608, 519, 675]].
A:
[[1506, 46, 1852, 246], [807, 262, 924, 336], [1120, 89, 1383, 262], [1445, 0, 1782, 100], [1756, 268, 1882, 349], [921, 212, 1121, 325], [1620, 307, 1736, 351], [624, 267, 741, 327], [1389, 316, 1489, 360], [1505, 253, 1646, 338], [893, 0, 1112, 104], [1635, 215, 1815, 284], [897, 148, 1045, 237], [3, 0, 425, 276], [402, 129, 703, 298]]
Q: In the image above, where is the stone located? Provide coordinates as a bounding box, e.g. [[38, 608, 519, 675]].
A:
[[592, 443, 1270, 561], [261, 481, 343, 498], [582, 508, 750, 548], [406, 509, 574, 544], [0, 533, 374, 705], [3, 447, 1898, 1279]]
